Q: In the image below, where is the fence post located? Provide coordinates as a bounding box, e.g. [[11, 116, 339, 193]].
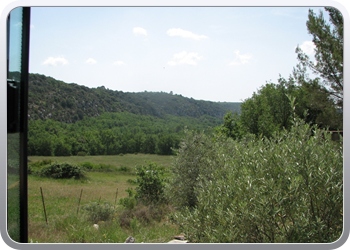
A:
[[40, 187, 48, 225], [114, 188, 118, 208], [77, 189, 83, 215]]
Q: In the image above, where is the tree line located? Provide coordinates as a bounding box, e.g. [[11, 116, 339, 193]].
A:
[[28, 112, 220, 156]]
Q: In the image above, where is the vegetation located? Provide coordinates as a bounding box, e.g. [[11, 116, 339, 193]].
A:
[[169, 118, 343, 243], [27, 110, 232, 157], [37, 162, 87, 179], [295, 7, 343, 108], [28, 72, 240, 123], [24, 7, 343, 244], [216, 8, 343, 140], [27, 155, 178, 243], [27, 71, 240, 157], [218, 74, 342, 141], [135, 163, 166, 204], [83, 201, 116, 224]]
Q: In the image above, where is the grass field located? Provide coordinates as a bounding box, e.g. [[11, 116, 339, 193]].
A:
[[27, 154, 180, 243], [28, 153, 174, 170]]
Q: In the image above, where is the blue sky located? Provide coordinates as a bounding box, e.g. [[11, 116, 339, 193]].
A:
[[28, 6, 325, 102]]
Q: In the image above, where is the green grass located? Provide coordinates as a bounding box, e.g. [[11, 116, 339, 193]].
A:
[[27, 154, 179, 243], [28, 154, 173, 168]]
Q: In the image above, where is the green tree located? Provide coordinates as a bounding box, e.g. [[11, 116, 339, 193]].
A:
[[36, 137, 53, 156], [295, 7, 343, 107], [216, 111, 244, 140], [141, 134, 157, 154], [156, 134, 179, 155], [239, 80, 295, 138], [53, 140, 71, 156], [295, 76, 343, 130]]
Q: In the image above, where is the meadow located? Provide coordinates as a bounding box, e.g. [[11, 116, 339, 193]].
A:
[[27, 154, 180, 243]]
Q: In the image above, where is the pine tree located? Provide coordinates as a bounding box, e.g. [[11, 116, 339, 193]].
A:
[[295, 7, 343, 108]]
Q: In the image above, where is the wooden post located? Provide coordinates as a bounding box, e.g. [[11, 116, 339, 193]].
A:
[[40, 187, 48, 225], [114, 188, 118, 207], [77, 189, 83, 215], [98, 196, 101, 205]]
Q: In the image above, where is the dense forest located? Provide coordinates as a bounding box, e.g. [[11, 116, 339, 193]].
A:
[[28, 73, 240, 123], [27, 73, 240, 156]]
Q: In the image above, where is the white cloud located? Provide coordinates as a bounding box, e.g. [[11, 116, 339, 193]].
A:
[[42, 56, 69, 66], [229, 50, 253, 66], [85, 58, 97, 65], [167, 51, 204, 66], [167, 28, 208, 40], [133, 27, 147, 36], [299, 41, 316, 55], [113, 61, 126, 66]]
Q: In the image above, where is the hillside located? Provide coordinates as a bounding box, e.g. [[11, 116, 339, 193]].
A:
[[28, 73, 241, 123]]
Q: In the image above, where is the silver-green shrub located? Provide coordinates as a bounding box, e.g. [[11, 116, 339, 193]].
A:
[[166, 129, 225, 208], [82, 201, 115, 224], [169, 119, 343, 243]]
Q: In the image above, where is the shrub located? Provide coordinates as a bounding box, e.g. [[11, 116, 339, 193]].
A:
[[28, 159, 53, 175], [166, 129, 221, 208], [118, 188, 136, 210], [94, 163, 113, 172], [170, 119, 343, 243], [77, 151, 87, 156], [118, 166, 130, 172], [38, 162, 86, 179], [135, 162, 166, 204], [79, 162, 94, 170], [82, 201, 115, 224], [118, 203, 173, 229]]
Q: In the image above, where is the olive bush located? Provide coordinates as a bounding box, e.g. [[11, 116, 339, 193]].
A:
[[169, 120, 343, 243], [166, 129, 225, 208]]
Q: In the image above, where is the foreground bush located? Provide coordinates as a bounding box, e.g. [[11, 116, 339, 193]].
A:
[[169, 120, 343, 243], [38, 162, 86, 179]]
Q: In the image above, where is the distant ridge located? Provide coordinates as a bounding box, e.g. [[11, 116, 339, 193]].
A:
[[28, 73, 241, 123]]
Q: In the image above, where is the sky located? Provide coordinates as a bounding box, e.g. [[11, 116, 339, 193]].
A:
[[27, 6, 326, 102]]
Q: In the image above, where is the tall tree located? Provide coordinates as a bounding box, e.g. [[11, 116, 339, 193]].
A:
[[295, 7, 343, 108], [239, 79, 296, 138]]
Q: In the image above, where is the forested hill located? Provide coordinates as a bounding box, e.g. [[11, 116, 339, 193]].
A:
[[28, 73, 241, 123]]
